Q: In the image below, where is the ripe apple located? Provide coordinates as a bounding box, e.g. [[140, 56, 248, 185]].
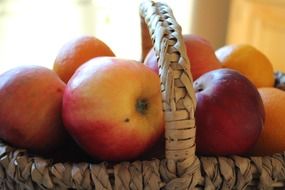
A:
[[0, 65, 68, 153], [144, 34, 221, 80], [193, 68, 265, 156], [62, 57, 164, 161], [144, 48, 159, 74]]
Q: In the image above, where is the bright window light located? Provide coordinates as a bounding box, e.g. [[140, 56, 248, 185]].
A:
[[0, 0, 192, 74]]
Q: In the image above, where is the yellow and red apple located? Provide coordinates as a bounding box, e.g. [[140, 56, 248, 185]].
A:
[[62, 57, 164, 161], [0, 65, 68, 153]]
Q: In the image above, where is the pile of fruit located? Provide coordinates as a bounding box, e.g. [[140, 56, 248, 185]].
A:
[[0, 34, 284, 162], [145, 35, 285, 157]]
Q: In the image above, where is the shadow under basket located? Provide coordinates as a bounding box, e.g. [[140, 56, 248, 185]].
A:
[[1, 1, 285, 189]]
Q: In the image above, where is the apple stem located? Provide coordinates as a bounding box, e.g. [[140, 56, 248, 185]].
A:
[[136, 99, 148, 115]]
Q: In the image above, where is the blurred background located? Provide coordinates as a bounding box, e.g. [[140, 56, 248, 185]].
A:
[[0, 0, 284, 74]]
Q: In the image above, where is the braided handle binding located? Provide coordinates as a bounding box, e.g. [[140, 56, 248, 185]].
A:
[[140, 1, 198, 176]]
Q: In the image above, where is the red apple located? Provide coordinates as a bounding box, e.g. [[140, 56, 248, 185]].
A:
[[144, 48, 159, 74], [193, 68, 264, 156], [62, 57, 164, 161], [0, 65, 68, 153], [144, 34, 221, 80]]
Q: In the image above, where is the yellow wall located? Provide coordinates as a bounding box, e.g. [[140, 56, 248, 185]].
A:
[[190, 0, 231, 49]]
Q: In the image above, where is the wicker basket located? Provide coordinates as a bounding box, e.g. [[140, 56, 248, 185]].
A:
[[1, 1, 285, 189]]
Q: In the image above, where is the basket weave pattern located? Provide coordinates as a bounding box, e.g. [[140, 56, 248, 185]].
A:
[[1, 1, 285, 190]]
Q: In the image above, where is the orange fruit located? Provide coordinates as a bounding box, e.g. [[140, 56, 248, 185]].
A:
[[53, 36, 115, 83], [215, 44, 274, 88], [252, 87, 285, 155]]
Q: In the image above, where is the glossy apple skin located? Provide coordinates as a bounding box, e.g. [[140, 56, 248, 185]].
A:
[[0, 66, 67, 153], [193, 68, 265, 156], [144, 48, 159, 74], [62, 57, 164, 161], [144, 34, 221, 80]]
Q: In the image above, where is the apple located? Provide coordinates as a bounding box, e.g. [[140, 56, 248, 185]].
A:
[[193, 68, 265, 156], [144, 34, 221, 80], [0, 65, 68, 153], [144, 48, 159, 74], [62, 57, 164, 161]]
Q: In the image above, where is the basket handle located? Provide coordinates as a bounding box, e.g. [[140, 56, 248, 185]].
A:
[[140, 1, 198, 175]]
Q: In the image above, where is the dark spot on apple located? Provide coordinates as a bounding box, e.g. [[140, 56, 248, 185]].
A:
[[136, 99, 148, 115], [57, 88, 63, 93], [197, 87, 203, 92], [194, 81, 204, 92], [124, 118, 130, 122], [194, 83, 204, 92]]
